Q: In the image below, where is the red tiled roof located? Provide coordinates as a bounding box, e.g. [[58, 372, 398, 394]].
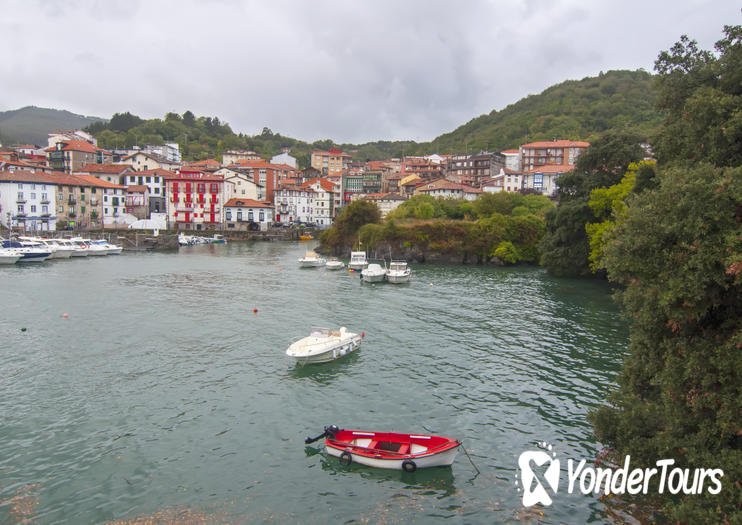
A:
[[525, 164, 576, 174], [500, 149, 520, 154], [0, 170, 61, 184], [301, 177, 335, 193], [70, 173, 126, 189], [75, 164, 131, 174], [224, 198, 273, 208], [521, 140, 590, 149], [126, 185, 150, 193], [312, 149, 351, 157], [58, 140, 107, 154]]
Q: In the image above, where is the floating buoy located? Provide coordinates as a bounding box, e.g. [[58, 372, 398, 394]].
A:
[[361, 332, 365, 338], [349, 269, 354, 273], [253, 308, 258, 313], [62, 313, 69, 318], [20, 327, 26, 332], [429, 283, 433, 286]]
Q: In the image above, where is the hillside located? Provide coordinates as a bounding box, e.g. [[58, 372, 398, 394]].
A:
[[0, 106, 106, 146], [3, 69, 660, 161]]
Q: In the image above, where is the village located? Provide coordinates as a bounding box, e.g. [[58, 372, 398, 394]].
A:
[[0, 128, 590, 233]]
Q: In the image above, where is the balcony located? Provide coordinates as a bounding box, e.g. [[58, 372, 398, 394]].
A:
[[90, 198, 98, 205], [16, 198, 26, 203], [68, 197, 77, 205], [41, 199, 50, 204], [16, 211, 27, 217], [41, 211, 51, 217]]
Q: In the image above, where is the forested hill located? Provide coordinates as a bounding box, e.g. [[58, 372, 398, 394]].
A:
[[0, 106, 106, 146], [83, 69, 659, 165], [416, 69, 660, 155]]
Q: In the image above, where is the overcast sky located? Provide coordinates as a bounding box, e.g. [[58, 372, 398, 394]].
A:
[[2, 1, 738, 143]]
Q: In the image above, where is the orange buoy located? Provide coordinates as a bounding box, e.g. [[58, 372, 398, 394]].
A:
[[253, 308, 258, 313], [361, 332, 365, 338], [62, 313, 69, 318]]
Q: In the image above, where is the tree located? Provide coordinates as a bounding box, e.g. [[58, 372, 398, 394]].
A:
[[590, 26, 742, 522], [182, 110, 195, 126], [109, 112, 143, 133], [319, 200, 381, 249], [539, 130, 645, 276]]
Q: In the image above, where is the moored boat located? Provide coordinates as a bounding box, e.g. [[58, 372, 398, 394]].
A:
[[326, 257, 345, 270], [298, 251, 326, 267], [348, 251, 368, 270], [286, 327, 362, 364], [386, 260, 411, 284], [361, 263, 386, 283], [306, 426, 460, 472], [0, 248, 21, 264]]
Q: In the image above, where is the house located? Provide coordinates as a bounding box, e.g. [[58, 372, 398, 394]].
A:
[[182, 158, 221, 173], [311, 148, 351, 176], [301, 177, 335, 228], [165, 170, 224, 231], [71, 174, 129, 229], [216, 167, 262, 202], [499, 149, 522, 172], [124, 185, 150, 219], [401, 156, 444, 181], [46, 140, 112, 173], [341, 168, 364, 204], [0, 170, 59, 231], [273, 185, 314, 225], [47, 129, 96, 149], [522, 165, 574, 196], [362, 192, 406, 218], [121, 168, 171, 214], [415, 179, 482, 201], [222, 150, 261, 165], [271, 148, 298, 169], [223, 198, 274, 231], [399, 174, 422, 197], [227, 160, 295, 203], [74, 163, 133, 185], [485, 168, 523, 193], [142, 143, 181, 163], [520, 140, 589, 172], [121, 151, 180, 172]]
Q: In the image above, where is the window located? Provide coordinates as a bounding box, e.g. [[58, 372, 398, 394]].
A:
[[248, 210, 253, 221], [58, 193, 63, 201], [17, 183, 22, 189], [146, 176, 151, 183], [17, 192, 23, 200], [30, 205, 36, 212], [154, 177, 160, 183], [58, 206, 63, 213], [81, 206, 86, 214], [81, 194, 85, 202], [197, 184, 205, 193], [210, 183, 218, 193], [42, 205, 48, 213], [154, 188, 160, 194], [68, 207, 73, 214], [17, 204, 24, 213], [226, 211, 232, 221], [92, 187, 97, 194], [130, 176, 136, 183], [41, 193, 48, 201], [105, 208, 108, 214], [259, 210, 264, 221], [80, 187, 85, 193], [30, 192, 36, 199]]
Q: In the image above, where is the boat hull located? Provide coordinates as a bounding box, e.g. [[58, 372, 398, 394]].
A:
[[299, 260, 325, 268], [287, 329, 361, 365], [0, 255, 20, 264], [386, 272, 411, 284], [325, 429, 460, 470], [361, 272, 385, 282]]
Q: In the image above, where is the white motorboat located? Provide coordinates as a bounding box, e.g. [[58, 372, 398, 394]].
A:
[[286, 327, 362, 365], [348, 251, 368, 270], [326, 258, 345, 270], [386, 260, 411, 284], [0, 248, 21, 264], [71, 237, 107, 256], [57, 238, 88, 257], [90, 239, 123, 254], [40, 238, 74, 259], [299, 251, 326, 268], [361, 263, 386, 283], [2, 241, 51, 263]]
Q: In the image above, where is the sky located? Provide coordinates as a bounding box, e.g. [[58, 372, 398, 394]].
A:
[[1, 0, 739, 144]]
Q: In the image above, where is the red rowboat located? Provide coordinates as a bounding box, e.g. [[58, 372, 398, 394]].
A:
[[308, 426, 460, 472]]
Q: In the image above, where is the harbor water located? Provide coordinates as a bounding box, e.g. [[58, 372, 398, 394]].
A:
[[0, 241, 629, 524]]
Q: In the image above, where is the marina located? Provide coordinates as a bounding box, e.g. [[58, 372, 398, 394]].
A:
[[0, 241, 629, 523]]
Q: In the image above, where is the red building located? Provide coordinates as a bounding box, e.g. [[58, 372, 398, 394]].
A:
[[166, 169, 224, 230]]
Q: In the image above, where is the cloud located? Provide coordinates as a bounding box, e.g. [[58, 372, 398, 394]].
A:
[[0, 0, 738, 143]]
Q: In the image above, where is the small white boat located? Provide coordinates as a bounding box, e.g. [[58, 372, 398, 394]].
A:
[[386, 260, 411, 284], [361, 263, 386, 283], [57, 238, 88, 257], [40, 238, 74, 259], [326, 258, 345, 270], [348, 251, 368, 270], [2, 241, 51, 263], [286, 327, 362, 364], [90, 239, 123, 254], [71, 237, 107, 256], [299, 251, 326, 268]]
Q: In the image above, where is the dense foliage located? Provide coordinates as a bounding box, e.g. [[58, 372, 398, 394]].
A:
[[589, 25, 742, 522], [538, 130, 647, 276], [320, 193, 554, 265]]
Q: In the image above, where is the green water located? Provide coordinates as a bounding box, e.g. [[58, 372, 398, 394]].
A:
[[0, 242, 629, 524]]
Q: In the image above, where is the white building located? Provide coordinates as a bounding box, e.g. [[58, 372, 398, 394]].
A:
[[270, 150, 298, 169], [222, 150, 261, 165], [500, 149, 522, 172], [223, 198, 274, 231], [121, 151, 180, 172], [522, 165, 571, 196], [143, 143, 181, 163], [100, 182, 132, 227], [274, 185, 314, 224], [0, 170, 58, 231], [416, 181, 483, 201], [301, 178, 335, 227], [48, 129, 96, 149], [363, 192, 406, 218]]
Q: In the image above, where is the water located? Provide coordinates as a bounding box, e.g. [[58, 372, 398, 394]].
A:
[[0, 242, 629, 524]]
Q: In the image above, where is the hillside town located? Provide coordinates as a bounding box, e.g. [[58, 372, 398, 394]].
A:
[[0, 129, 591, 232]]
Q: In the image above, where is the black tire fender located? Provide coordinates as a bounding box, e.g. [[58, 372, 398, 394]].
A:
[[339, 450, 352, 466], [402, 459, 417, 473]]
